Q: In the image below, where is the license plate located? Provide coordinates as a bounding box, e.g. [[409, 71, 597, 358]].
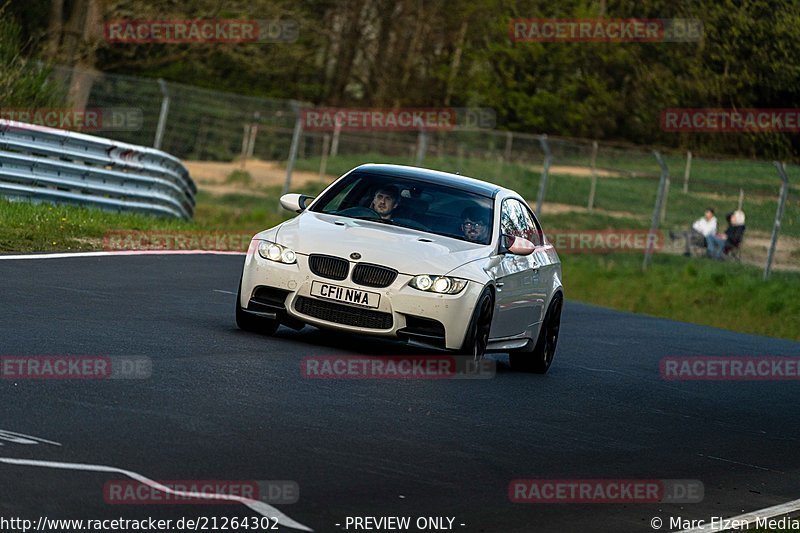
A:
[[310, 281, 380, 308]]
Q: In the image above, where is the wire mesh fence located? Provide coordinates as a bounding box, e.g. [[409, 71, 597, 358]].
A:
[[40, 65, 800, 273]]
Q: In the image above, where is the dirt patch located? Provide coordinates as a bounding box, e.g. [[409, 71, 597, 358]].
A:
[[184, 159, 332, 195], [689, 190, 777, 206], [735, 232, 800, 272], [525, 201, 644, 220], [186, 160, 622, 190], [195, 183, 273, 197], [528, 164, 622, 178]]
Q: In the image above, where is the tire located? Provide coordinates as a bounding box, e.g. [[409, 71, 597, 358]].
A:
[[458, 287, 494, 360], [509, 294, 562, 373], [235, 280, 280, 335]]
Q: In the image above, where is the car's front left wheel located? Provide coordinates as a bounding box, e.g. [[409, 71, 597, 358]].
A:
[[235, 280, 280, 335], [509, 294, 562, 373]]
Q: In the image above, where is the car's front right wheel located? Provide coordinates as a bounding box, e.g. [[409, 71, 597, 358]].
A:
[[235, 279, 280, 335]]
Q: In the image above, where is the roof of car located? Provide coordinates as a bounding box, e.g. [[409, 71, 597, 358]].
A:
[[351, 164, 503, 198]]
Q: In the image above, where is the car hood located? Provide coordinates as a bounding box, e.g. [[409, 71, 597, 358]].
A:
[[258, 212, 489, 275]]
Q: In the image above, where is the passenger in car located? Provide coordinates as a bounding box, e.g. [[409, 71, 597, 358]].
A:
[[461, 205, 490, 243]]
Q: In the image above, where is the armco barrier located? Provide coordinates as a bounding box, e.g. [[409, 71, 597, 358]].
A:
[[0, 119, 195, 219]]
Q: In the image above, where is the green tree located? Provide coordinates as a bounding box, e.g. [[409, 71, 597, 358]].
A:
[[0, 4, 64, 108]]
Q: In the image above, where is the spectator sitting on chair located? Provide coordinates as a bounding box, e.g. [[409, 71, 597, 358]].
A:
[[706, 210, 746, 260], [674, 207, 717, 256]]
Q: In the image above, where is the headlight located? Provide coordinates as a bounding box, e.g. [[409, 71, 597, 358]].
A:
[[257, 240, 297, 264], [409, 275, 467, 294]]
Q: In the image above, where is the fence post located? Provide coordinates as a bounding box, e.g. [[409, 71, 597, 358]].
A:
[[682, 150, 692, 193], [587, 140, 598, 210], [319, 134, 331, 181], [764, 162, 790, 280], [504, 131, 513, 161], [193, 117, 208, 159], [279, 103, 304, 211], [415, 130, 428, 166], [643, 151, 669, 271], [239, 123, 251, 169], [659, 171, 671, 223], [153, 79, 170, 150], [239, 112, 260, 169], [246, 112, 259, 159], [330, 121, 341, 157], [535, 134, 552, 214]]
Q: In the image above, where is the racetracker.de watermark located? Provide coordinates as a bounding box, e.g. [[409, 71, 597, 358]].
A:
[[103, 231, 253, 252], [0, 107, 142, 132], [301, 355, 496, 380], [545, 230, 664, 254], [104, 480, 298, 504], [661, 108, 800, 132], [104, 19, 298, 43], [300, 107, 496, 132], [0, 356, 151, 380], [509, 479, 704, 503], [660, 356, 800, 381], [509, 18, 702, 42]]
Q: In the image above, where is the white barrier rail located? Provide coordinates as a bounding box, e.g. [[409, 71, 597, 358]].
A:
[[0, 120, 195, 219]]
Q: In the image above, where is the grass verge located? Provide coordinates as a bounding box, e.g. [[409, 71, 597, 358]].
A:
[[562, 253, 800, 341], [0, 181, 330, 253]]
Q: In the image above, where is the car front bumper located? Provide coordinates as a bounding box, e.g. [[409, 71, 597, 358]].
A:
[[239, 250, 483, 350]]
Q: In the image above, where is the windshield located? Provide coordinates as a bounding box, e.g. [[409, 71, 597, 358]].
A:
[[310, 171, 494, 245]]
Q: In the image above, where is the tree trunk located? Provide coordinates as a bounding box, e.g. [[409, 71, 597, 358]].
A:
[[394, 0, 425, 107], [45, 0, 64, 59], [365, 0, 396, 105], [64, 0, 103, 110], [328, 0, 367, 105], [444, 20, 468, 106]]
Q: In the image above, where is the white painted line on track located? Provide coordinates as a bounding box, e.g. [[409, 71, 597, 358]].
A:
[[0, 430, 61, 446], [213, 289, 237, 295], [570, 365, 623, 374], [701, 453, 783, 473], [0, 457, 313, 531], [0, 251, 245, 260], [676, 498, 800, 532]]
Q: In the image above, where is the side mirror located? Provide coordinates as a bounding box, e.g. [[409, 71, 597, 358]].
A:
[[280, 193, 315, 213], [500, 234, 535, 256]]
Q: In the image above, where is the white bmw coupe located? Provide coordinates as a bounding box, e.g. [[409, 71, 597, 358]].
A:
[[236, 164, 563, 372]]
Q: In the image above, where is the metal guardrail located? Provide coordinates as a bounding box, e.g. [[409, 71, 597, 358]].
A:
[[0, 120, 195, 219]]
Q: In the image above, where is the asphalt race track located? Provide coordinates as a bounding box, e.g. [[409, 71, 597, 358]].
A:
[[1, 254, 799, 533]]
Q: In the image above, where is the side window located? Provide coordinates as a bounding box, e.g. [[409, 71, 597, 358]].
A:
[[522, 204, 542, 246], [531, 211, 545, 246], [500, 200, 521, 237], [501, 199, 538, 244]]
